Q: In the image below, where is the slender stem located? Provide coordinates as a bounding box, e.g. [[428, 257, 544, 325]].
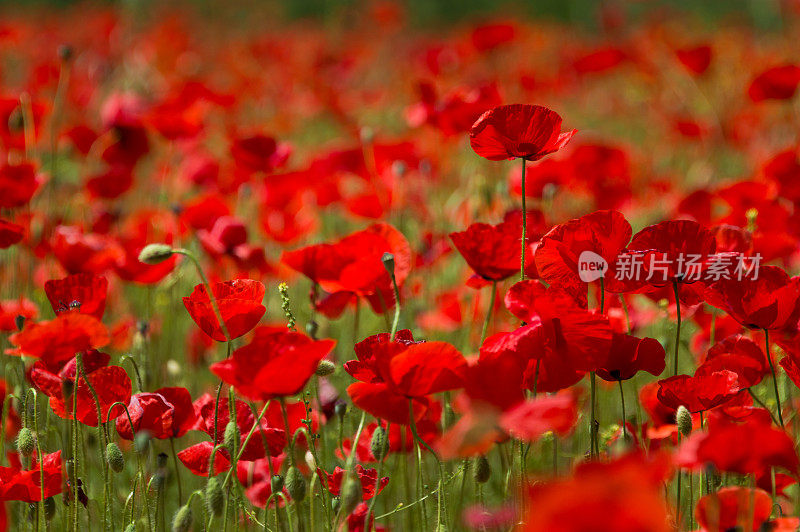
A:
[[389, 270, 401, 340], [519, 158, 527, 282], [479, 281, 497, 346], [408, 400, 444, 529], [676, 433, 682, 529], [170, 438, 184, 505], [589, 372, 598, 457], [673, 281, 682, 375], [764, 329, 785, 427], [618, 380, 627, 442], [599, 277, 605, 314], [78, 355, 109, 530], [365, 421, 390, 525], [30, 390, 46, 532]]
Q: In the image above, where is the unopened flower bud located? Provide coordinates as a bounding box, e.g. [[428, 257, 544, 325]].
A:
[[138, 244, 174, 265], [224, 421, 239, 454], [335, 402, 347, 420], [331, 497, 341, 514], [339, 472, 361, 515], [271, 474, 284, 493], [171, 504, 192, 532], [124, 524, 136, 532], [370, 426, 389, 461], [676, 406, 692, 437], [315, 359, 335, 376], [381, 252, 395, 275], [473, 455, 491, 484], [106, 442, 124, 473], [156, 452, 169, 470], [205, 476, 225, 517], [134, 431, 151, 453], [16, 427, 35, 456], [306, 320, 319, 339], [285, 466, 306, 502], [58, 44, 74, 62], [14, 315, 25, 331], [43, 497, 56, 520]]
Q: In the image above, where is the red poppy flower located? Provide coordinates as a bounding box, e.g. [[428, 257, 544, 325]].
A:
[[657, 370, 740, 413], [407, 82, 502, 136], [693, 487, 796, 532], [230, 133, 291, 174], [572, 47, 627, 74], [534, 209, 632, 300], [29, 351, 131, 426], [316, 464, 389, 500], [210, 326, 335, 400], [0, 219, 24, 249], [504, 281, 613, 372], [675, 45, 712, 75], [704, 265, 800, 330], [698, 335, 768, 388], [183, 279, 266, 341], [115, 209, 178, 284], [115, 387, 197, 440], [470, 23, 515, 52], [677, 409, 799, 477], [449, 210, 542, 281], [499, 391, 579, 442], [235, 456, 289, 508], [748, 64, 800, 102], [9, 313, 110, 369], [522, 452, 673, 532], [595, 333, 666, 382], [0, 298, 37, 332], [51, 226, 123, 275], [177, 441, 230, 477], [282, 223, 411, 316], [0, 161, 39, 208], [0, 450, 62, 503], [44, 273, 108, 320], [469, 104, 576, 161]]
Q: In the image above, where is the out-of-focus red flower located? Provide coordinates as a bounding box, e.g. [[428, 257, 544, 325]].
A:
[[230, 133, 291, 175], [0, 219, 24, 248], [694, 486, 799, 532], [51, 226, 123, 275], [316, 464, 388, 500], [0, 298, 37, 332], [469, 104, 576, 161], [499, 391, 579, 442], [407, 82, 502, 136], [9, 313, 109, 369], [183, 279, 266, 341], [698, 335, 768, 388], [748, 64, 800, 102], [44, 273, 108, 320], [705, 265, 800, 330], [0, 161, 39, 208], [282, 223, 411, 317], [211, 326, 335, 400], [675, 45, 712, 75], [572, 47, 627, 74], [521, 452, 673, 532], [116, 387, 197, 440], [0, 450, 62, 503], [657, 370, 740, 413], [29, 351, 130, 426], [470, 23, 515, 52], [595, 333, 666, 382], [450, 210, 543, 281]]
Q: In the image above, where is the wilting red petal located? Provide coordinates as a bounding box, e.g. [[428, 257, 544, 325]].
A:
[[177, 442, 230, 477]]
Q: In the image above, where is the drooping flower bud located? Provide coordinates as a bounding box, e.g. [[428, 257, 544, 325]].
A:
[[285, 466, 306, 502], [205, 476, 225, 517], [171, 504, 192, 532], [16, 427, 35, 456], [14, 314, 25, 331], [473, 455, 491, 484], [224, 421, 239, 454], [339, 472, 361, 515], [676, 405, 692, 437], [271, 474, 284, 493], [43, 497, 56, 521], [138, 244, 174, 265], [370, 426, 389, 461], [134, 431, 151, 453], [106, 442, 125, 473]]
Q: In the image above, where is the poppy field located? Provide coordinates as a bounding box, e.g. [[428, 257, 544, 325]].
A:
[[5, 1, 800, 531]]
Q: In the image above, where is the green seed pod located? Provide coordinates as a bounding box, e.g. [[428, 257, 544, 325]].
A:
[[171, 504, 192, 532], [124, 524, 136, 532], [16, 427, 36, 456], [224, 421, 239, 454], [285, 466, 306, 502], [473, 455, 491, 484], [138, 243, 174, 265], [315, 359, 335, 376], [676, 406, 693, 437], [334, 402, 347, 419], [339, 472, 361, 515], [381, 252, 395, 275], [271, 474, 284, 493], [43, 496, 56, 521], [106, 442, 124, 473], [370, 426, 389, 461], [205, 476, 225, 517]]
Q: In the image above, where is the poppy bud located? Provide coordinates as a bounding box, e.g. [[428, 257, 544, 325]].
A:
[[306, 320, 319, 339], [16, 427, 36, 456], [14, 314, 25, 331], [285, 466, 306, 502], [138, 243, 174, 265], [676, 406, 692, 437], [271, 474, 284, 493], [473, 455, 491, 484], [370, 426, 389, 461], [106, 442, 124, 473], [205, 476, 225, 517], [124, 524, 136, 532], [43, 497, 56, 521], [224, 421, 239, 454], [157, 452, 169, 469], [746, 208, 758, 232], [381, 252, 395, 275], [339, 472, 361, 515], [58, 44, 74, 62], [331, 497, 341, 515], [335, 402, 347, 419], [315, 359, 335, 376], [134, 431, 151, 453], [171, 504, 192, 532]]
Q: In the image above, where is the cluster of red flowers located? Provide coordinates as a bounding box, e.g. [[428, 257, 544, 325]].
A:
[[4, 2, 800, 531]]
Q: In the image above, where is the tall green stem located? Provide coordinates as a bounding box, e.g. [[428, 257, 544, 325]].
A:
[[764, 329, 784, 427], [479, 281, 497, 346], [519, 158, 527, 282], [673, 281, 681, 375]]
